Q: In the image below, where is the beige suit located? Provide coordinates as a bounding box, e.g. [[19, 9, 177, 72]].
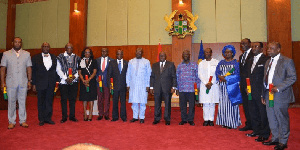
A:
[[1, 49, 32, 124]]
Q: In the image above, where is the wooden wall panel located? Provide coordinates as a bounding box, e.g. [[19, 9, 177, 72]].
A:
[[6, 0, 16, 50], [292, 41, 300, 103], [267, 0, 292, 58]]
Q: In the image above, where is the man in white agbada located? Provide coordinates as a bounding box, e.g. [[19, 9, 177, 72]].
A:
[[198, 48, 219, 126], [126, 48, 151, 123]]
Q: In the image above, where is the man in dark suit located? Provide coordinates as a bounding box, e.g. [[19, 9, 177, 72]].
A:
[[245, 42, 270, 142], [108, 49, 128, 122], [96, 48, 113, 120], [261, 42, 296, 150], [239, 38, 254, 131], [32, 42, 57, 126], [150, 52, 177, 125]]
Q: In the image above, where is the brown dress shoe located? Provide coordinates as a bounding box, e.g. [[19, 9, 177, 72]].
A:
[[8, 124, 15, 129], [20, 122, 29, 128]]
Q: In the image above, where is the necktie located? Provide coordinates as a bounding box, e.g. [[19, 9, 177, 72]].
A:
[[118, 60, 122, 74], [241, 52, 247, 65], [265, 58, 274, 87], [160, 62, 164, 73], [251, 56, 257, 73], [102, 58, 105, 72]]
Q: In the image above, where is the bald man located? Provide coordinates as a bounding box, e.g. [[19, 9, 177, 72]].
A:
[[32, 42, 57, 126]]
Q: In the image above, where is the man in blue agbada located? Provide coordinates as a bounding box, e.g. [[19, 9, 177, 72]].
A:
[[215, 45, 242, 129], [126, 48, 152, 124]]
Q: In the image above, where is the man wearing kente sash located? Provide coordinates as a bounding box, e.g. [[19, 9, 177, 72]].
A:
[[215, 45, 242, 129], [245, 42, 270, 142], [1, 37, 32, 129], [261, 42, 296, 150], [126, 48, 151, 124], [198, 48, 219, 126], [57, 43, 81, 123]]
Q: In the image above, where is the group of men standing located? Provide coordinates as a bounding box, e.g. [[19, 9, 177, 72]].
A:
[[0, 37, 296, 150]]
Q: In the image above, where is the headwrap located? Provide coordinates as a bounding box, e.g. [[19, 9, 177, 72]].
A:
[[222, 45, 236, 57]]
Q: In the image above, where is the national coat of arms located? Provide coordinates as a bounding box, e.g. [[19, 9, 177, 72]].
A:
[[164, 10, 198, 39]]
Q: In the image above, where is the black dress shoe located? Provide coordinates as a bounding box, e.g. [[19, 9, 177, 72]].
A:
[[209, 121, 214, 126], [263, 140, 279, 146], [152, 120, 160, 125], [203, 121, 209, 126], [39, 121, 44, 126], [165, 121, 170, 125], [246, 132, 259, 137], [239, 126, 252, 131], [122, 119, 127, 122], [274, 143, 287, 150], [188, 121, 195, 126], [45, 120, 55, 125], [97, 116, 103, 120], [84, 118, 88, 121], [222, 125, 227, 128], [69, 117, 78, 122], [130, 118, 139, 123], [88, 119, 92, 121], [104, 116, 110, 120], [226, 126, 232, 129], [60, 118, 67, 123], [255, 136, 268, 142], [111, 118, 118, 122], [179, 121, 187, 125], [140, 119, 144, 123]]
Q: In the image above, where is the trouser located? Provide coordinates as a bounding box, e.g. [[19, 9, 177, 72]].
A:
[[266, 99, 290, 144], [112, 90, 127, 120], [37, 86, 55, 122], [203, 103, 215, 121], [241, 85, 252, 127], [7, 85, 28, 124], [154, 92, 172, 122], [60, 82, 78, 119], [248, 96, 270, 138], [97, 86, 110, 117], [179, 92, 195, 122], [131, 103, 146, 119]]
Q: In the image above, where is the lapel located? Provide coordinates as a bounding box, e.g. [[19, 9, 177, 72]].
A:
[[251, 54, 264, 74], [161, 61, 169, 74], [272, 55, 284, 82], [122, 60, 127, 73]]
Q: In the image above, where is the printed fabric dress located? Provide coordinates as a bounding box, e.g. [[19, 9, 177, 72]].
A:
[[79, 58, 98, 101], [215, 59, 242, 128]]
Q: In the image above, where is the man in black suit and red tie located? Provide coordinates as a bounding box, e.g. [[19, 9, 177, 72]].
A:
[[239, 38, 254, 131], [245, 42, 270, 142], [108, 49, 128, 122], [150, 51, 177, 125], [32, 42, 57, 126]]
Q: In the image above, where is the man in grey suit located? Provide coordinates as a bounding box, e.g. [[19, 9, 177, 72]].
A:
[[150, 51, 177, 125], [1, 37, 32, 129], [261, 42, 297, 150]]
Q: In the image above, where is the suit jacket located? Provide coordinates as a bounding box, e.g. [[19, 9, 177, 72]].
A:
[[239, 50, 254, 87], [107, 59, 128, 91], [150, 61, 177, 94], [96, 56, 113, 87], [32, 53, 58, 90], [0, 49, 32, 88], [262, 54, 297, 103], [248, 54, 269, 100]]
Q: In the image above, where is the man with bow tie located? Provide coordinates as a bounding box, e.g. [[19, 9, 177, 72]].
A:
[[32, 42, 57, 126]]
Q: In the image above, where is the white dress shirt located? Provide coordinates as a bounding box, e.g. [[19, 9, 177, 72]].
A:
[[251, 53, 263, 73], [267, 53, 281, 89], [117, 59, 123, 70], [42, 53, 52, 71]]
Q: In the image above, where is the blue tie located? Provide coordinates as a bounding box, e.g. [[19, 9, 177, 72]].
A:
[[118, 60, 122, 74]]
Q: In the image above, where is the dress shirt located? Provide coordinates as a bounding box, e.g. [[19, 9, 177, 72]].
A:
[[266, 53, 280, 89], [251, 53, 263, 73], [160, 60, 166, 68], [101, 56, 108, 71], [117, 59, 123, 70], [242, 48, 252, 65], [42, 53, 52, 71], [56, 52, 79, 84], [14, 49, 20, 58]]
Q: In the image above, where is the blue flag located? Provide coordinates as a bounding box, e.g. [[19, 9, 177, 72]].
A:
[[198, 40, 204, 64]]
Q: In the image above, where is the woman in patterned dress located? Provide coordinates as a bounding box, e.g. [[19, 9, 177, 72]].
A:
[[215, 45, 242, 129]]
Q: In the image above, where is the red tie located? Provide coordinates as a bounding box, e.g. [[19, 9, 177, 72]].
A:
[[102, 58, 105, 72]]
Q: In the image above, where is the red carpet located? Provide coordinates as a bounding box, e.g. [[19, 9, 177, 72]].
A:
[[0, 96, 299, 150]]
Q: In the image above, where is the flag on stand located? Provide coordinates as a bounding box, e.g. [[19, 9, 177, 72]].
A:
[[197, 40, 205, 64]]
